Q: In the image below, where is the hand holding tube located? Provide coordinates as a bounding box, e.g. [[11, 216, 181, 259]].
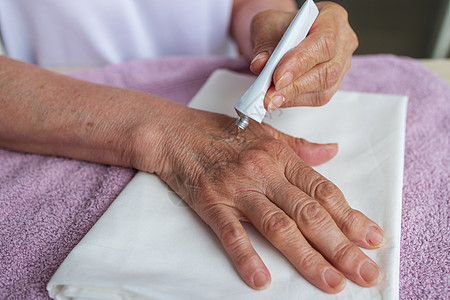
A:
[[250, 2, 358, 112]]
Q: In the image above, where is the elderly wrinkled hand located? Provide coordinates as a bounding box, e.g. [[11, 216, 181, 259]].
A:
[[137, 106, 383, 294], [249, 2, 358, 112]]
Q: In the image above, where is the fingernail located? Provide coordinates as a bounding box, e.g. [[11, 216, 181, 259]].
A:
[[366, 226, 384, 247], [267, 95, 285, 114], [360, 261, 381, 284], [324, 268, 346, 289], [275, 71, 294, 91], [253, 271, 270, 289], [251, 52, 269, 66]]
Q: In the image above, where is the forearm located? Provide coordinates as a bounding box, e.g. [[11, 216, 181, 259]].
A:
[[231, 0, 297, 59], [0, 56, 175, 172]]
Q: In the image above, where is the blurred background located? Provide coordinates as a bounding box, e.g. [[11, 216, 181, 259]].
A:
[[296, 0, 450, 58]]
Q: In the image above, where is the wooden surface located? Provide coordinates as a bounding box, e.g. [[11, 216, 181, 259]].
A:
[[419, 59, 450, 84]]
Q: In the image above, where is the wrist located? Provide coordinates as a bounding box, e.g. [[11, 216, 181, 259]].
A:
[[127, 96, 189, 175]]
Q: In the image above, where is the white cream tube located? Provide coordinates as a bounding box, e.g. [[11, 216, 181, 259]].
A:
[[234, 0, 319, 129]]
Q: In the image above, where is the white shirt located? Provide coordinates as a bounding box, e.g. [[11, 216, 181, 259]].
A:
[[0, 0, 236, 68]]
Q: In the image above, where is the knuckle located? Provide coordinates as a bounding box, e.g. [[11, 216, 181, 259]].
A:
[[340, 209, 365, 235], [194, 181, 226, 211], [334, 3, 349, 21], [234, 250, 256, 270], [295, 249, 320, 272], [351, 31, 359, 51], [319, 63, 340, 90], [262, 139, 289, 155], [293, 51, 309, 70], [289, 81, 303, 100], [202, 204, 224, 226], [320, 32, 337, 59], [325, 2, 349, 25], [220, 222, 244, 249], [291, 137, 309, 150], [262, 211, 297, 238], [313, 180, 340, 204], [296, 200, 328, 227], [239, 149, 270, 172], [333, 242, 359, 265], [285, 160, 310, 185]]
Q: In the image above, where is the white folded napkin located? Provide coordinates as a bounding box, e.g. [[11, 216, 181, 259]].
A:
[[47, 70, 408, 300]]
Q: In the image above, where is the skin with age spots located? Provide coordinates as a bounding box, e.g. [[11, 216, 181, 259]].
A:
[[136, 107, 383, 293]]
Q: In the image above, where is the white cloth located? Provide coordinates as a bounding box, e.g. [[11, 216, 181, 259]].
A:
[[0, 0, 235, 68], [47, 70, 408, 300]]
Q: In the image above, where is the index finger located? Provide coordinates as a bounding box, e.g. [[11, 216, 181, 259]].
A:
[[273, 14, 340, 91]]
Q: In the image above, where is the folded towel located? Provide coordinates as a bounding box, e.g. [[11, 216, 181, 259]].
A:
[[47, 70, 408, 300], [0, 55, 448, 299]]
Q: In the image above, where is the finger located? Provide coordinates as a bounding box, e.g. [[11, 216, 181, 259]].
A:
[[202, 204, 271, 290], [273, 29, 338, 92], [266, 175, 382, 287], [264, 123, 338, 166], [249, 52, 269, 75], [265, 55, 350, 109], [238, 192, 346, 293], [267, 85, 338, 109], [282, 58, 344, 97], [282, 152, 385, 249]]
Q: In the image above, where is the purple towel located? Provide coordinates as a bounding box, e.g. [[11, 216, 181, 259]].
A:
[[0, 55, 448, 299]]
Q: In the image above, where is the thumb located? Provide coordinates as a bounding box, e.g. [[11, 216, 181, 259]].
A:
[[266, 123, 338, 166], [288, 139, 338, 166], [249, 10, 295, 74]]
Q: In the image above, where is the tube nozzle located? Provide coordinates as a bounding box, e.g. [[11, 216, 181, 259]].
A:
[[236, 115, 249, 130]]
